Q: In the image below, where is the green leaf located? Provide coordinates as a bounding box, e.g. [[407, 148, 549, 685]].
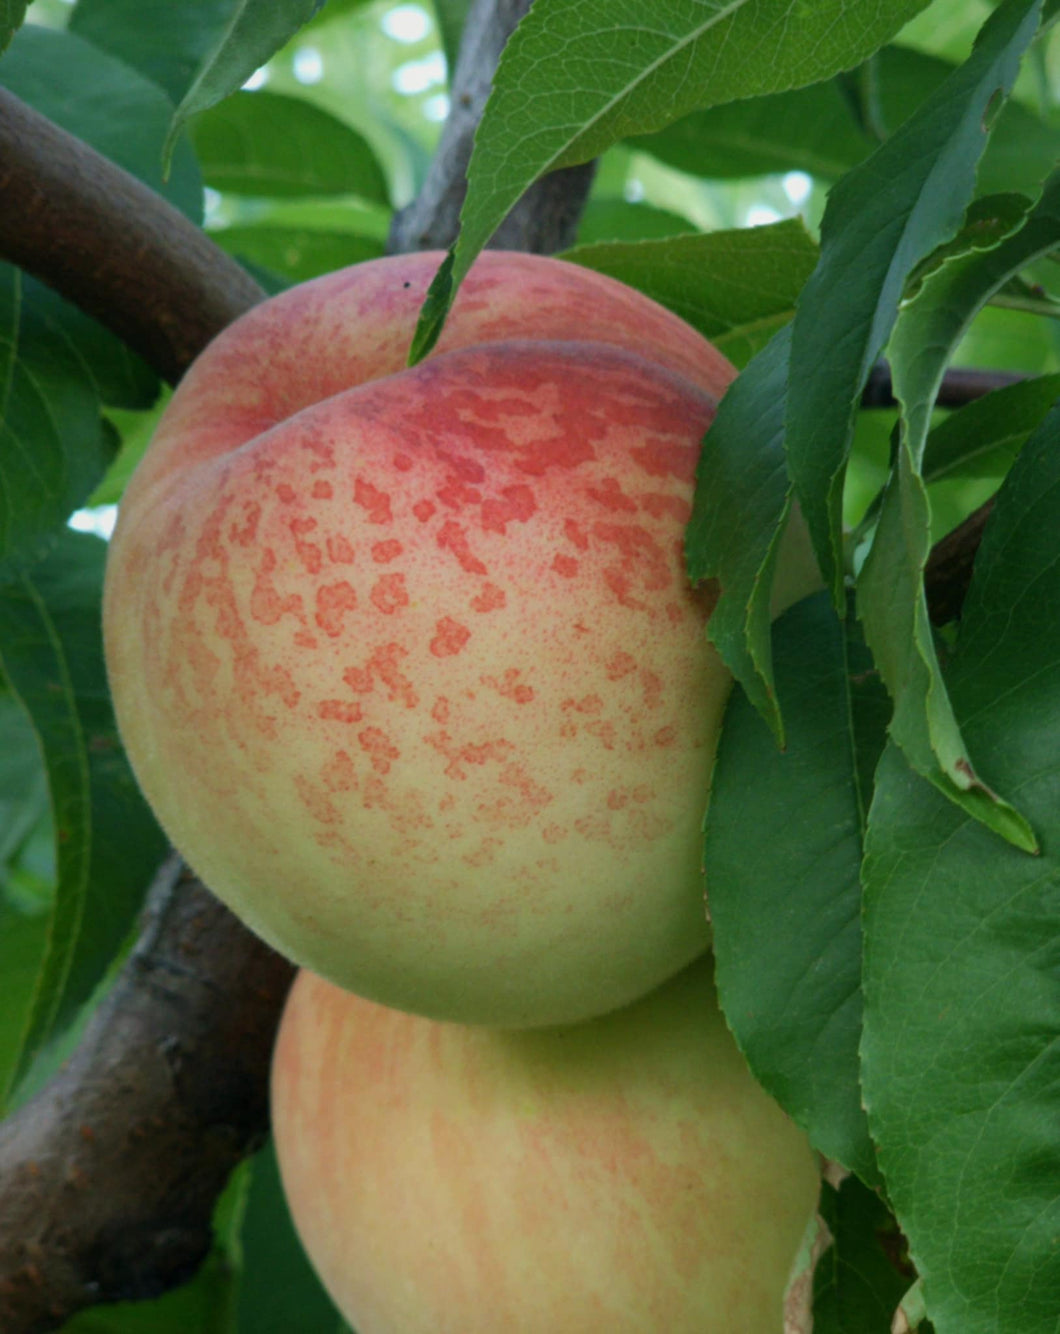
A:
[[861, 403, 1060, 1334], [0, 693, 50, 1109], [88, 393, 171, 509], [684, 325, 793, 739], [860, 174, 1060, 850], [68, 0, 237, 104], [574, 199, 697, 245], [629, 69, 873, 181], [0, 533, 167, 1083], [562, 219, 819, 368], [786, 0, 1042, 603], [707, 593, 888, 1184], [813, 1177, 916, 1333], [236, 1140, 345, 1332], [210, 224, 385, 284], [0, 689, 47, 871], [629, 42, 1058, 195], [0, 268, 117, 578], [0, 897, 49, 1111], [921, 373, 1060, 484], [302, 0, 375, 28], [432, 0, 471, 75], [192, 90, 390, 203], [0, 23, 203, 222], [24, 278, 159, 414], [0, 0, 26, 54], [164, 0, 324, 171], [412, 0, 936, 359]]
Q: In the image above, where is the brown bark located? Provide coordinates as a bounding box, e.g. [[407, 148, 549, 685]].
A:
[[0, 860, 295, 1334], [0, 87, 263, 384]]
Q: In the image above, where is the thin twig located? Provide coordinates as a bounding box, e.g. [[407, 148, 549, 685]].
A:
[[386, 0, 595, 256]]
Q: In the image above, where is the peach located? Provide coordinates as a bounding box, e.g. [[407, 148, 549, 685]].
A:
[[271, 954, 822, 1333], [103, 251, 809, 1027]]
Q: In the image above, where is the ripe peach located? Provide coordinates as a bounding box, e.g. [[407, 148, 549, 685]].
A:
[[271, 954, 821, 1333], [103, 251, 809, 1027]]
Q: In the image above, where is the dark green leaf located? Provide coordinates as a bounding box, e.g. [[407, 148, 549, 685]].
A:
[[630, 42, 1058, 194], [236, 1140, 345, 1332], [24, 279, 158, 414], [0, 693, 50, 1109], [685, 326, 794, 738], [68, 0, 236, 103], [922, 373, 1060, 484], [0, 23, 203, 222], [786, 0, 1042, 602], [859, 173, 1060, 850], [813, 1178, 916, 1333], [192, 90, 390, 203], [0, 0, 26, 54], [0, 533, 167, 1081], [629, 74, 872, 181], [707, 593, 887, 1183], [164, 0, 323, 170], [431, 0, 471, 75], [0, 268, 116, 578], [211, 224, 384, 283], [861, 403, 1060, 1333], [0, 897, 49, 1111], [412, 0, 936, 358], [88, 395, 171, 510], [574, 199, 697, 245], [563, 219, 818, 367]]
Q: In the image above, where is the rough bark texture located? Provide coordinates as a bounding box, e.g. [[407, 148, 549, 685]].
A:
[[0, 860, 295, 1334], [0, 87, 264, 384], [386, 0, 595, 256]]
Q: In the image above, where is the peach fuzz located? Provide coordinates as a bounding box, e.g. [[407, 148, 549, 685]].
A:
[[103, 250, 811, 1027], [271, 956, 822, 1333]]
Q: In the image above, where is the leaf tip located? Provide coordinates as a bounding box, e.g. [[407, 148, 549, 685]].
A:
[[408, 250, 456, 366]]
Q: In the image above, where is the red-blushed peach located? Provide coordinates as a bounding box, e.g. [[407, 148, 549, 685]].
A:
[[271, 954, 822, 1334], [103, 250, 815, 1027]]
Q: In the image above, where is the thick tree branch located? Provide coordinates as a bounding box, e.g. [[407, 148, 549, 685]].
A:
[[0, 860, 294, 1334], [386, 0, 595, 256], [0, 87, 263, 383]]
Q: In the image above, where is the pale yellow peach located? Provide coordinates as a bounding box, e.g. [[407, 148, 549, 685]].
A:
[[271, 955, 821, 1334]]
